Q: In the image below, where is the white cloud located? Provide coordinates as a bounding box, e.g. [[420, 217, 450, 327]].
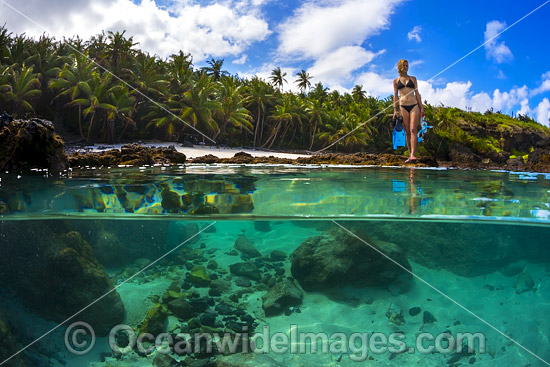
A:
[[277, 0, 403, 59], [0, 0, 270, 61], [534, 98, 550, 127], [420, 80, 472, 109], [409, 60, 424, 68], [484, 20, 514, 64], [232, 54, 248, 65], [407, 26, 422, 43], [355, 71, 394, 99], [470, 92, 493, 112], [308, 47, 383, 87], [531, 71, 550, 96], [492, 86, 528, 111]]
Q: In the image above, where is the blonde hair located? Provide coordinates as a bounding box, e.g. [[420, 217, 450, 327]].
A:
[[397, 59, 408, 74]]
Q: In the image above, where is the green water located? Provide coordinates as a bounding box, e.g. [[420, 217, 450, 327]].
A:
[[0, 167, 549, 367]]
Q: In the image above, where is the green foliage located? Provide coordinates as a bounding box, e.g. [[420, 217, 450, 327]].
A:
[[0, 24, 548, 152]]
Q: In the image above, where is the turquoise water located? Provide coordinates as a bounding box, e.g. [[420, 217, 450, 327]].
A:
[[1, 166, 550, 367]]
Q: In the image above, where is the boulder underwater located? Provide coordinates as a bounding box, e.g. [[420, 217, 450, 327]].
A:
[[291, 227, 412, 293]]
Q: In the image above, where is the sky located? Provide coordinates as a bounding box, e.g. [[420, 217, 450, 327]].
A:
[[1, 0, 550, 126]]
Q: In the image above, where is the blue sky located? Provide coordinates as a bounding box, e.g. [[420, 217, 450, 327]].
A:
[[1, 0, 549, 125]]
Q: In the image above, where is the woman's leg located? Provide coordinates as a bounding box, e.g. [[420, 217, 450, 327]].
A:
[[408, 106, 420, 158], [400, 107, 411, 153]]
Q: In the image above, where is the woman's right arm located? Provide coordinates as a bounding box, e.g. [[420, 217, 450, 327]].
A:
[[393, 79, 399, 118]]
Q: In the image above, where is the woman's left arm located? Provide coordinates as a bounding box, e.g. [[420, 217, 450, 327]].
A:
[[413, 77, 425, 118]]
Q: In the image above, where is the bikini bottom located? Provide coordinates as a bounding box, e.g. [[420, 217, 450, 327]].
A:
[[401, 104, 418, 113]]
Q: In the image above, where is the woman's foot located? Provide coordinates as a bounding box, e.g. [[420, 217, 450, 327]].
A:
[[405, 157, 417, 163]]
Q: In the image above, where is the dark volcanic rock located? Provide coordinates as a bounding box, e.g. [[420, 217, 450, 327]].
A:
[[167, 298, 195, 320], [448, 143, 480, 163], [0, 119, 68, 172], [0, 312, 30, 367], [229, 262, 262, 281], [234, 235, 261, 258], [291, 228, 412, 292], [68, 144, 185, 167], [262, 278, 303, 316], [0, 221, 125, 336], [526, 138, 550, 172]]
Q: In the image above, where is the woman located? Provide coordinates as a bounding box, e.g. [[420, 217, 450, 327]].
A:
[[393, 59, 425, 162]]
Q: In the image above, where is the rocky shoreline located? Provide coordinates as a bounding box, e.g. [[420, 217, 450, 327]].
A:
[[1, 119, 550, 173]]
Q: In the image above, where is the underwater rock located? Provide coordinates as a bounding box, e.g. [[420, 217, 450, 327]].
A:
[[514, 272, 536, 294], [356, 221, 541, 277], [408, 307, 421, 317], [0, 224, 124, 336], [423, 311, 437, 324], [385, 303, 405, 325], [254, 221, 271, 232], [262, 278, 303, 317], [0, 312, 30, 367], [0, 118, 68, 172], [290, 228, 412, 292], [210, 278, 231, 293], [161, 186, 182, 213], [167, 298, 195, 320], [80, 220, 169, 268], [269, 250, 287, 262], [229, 262, 262, 281], [234, 235, 262, 258], [189, 265, 211, 287], [140, 304, 169, 336], [234, 277, 252, 287], [153, 353, 177, 367], [200, 310, 217, 327]]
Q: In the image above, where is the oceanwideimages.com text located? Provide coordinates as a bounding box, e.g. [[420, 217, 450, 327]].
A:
[[66, 322, 486, 362]]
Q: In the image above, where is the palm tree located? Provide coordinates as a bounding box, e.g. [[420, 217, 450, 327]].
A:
[[352, 85, 366, 103], [202, 58, 227, 81], [269, 67, 287, 91], [180, 72, 221, 136], [105, 30, 138, 74], [295, 69, 312, 94], [263, 101, 293, 149], [305, 98, 328, 149], [0, 25, 13, 64], [122, 53, 169, 133], [215, 76, 253, 140], [309, 82, 329, 103], [2, 64, 42, 116], [245, 77, 275, 147], [49, 51, 96, 138], [105, 85, 135, 142], [70, 71, 116, 141]]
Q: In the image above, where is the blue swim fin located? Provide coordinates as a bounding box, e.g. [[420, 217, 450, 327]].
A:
[[392, 117, 406, 149]]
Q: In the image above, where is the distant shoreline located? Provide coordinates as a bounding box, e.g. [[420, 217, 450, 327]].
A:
[[65, 142, 550, 173]]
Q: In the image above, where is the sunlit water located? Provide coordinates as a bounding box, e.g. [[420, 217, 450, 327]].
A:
[[1, 166, 549, 367]]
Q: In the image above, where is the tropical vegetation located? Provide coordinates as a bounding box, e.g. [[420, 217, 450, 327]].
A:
[[0, 25, 548, 156]]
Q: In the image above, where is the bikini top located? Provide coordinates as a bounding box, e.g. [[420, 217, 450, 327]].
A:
[[397, 77, 415, 90]]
